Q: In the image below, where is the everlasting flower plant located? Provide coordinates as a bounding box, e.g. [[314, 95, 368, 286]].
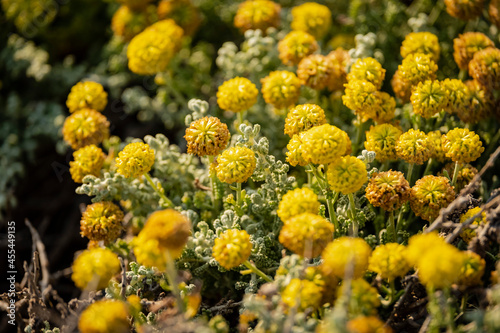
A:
[[216, 77, 259, 113], [291, 2, 332, 40], [365, 171, 410, 211], [261, 70, 301, 110], [321, 237, 372, 279], [326, 156, 368, 195], [401, 32, 440, 62], [281, 278, 323, 311], [277, 187, 320, 222], [284, 104, 327, 137], [301, 124, 348, 165], [78, 300, 129, 333], [234, 0, 281, 33], [453, 32, 494, 70], [216, 146, 256, 184], [184, 116, 230, 157], [277, 30, 318, 66], [80, 201, 124, 243], [69, 145, 105, 183], [395, 129, 432, 165], [66, 81, 107, 113], [364, 124, 402, 162], [347, 57, 386, 89], [71, 247, 120, 290], [62, 108, 110, 150], [115, 142, 155, 178], [212, 229, 252, 269], [442, 128, 484, 164], [369, 243, 411, 281], [410, 175, 455, 222]]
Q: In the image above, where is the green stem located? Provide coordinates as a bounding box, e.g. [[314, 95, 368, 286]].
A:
[[348, 194, 358, 237], [208, 156, 220, 214], [144, 173, 174, 208], [236, 182, 242, 209], [423, 158, 433, 176], [243, 260, 273, 282], [444, 287, 457, 333], [326, 194, 339, 233], [451, 161, 460, 187], [387, 211, 396, 243], [307, 169, 313, 187], [406, 163, 414, 185], [165, 251, 184, 312], [354, 116, 364, 155], [458, 69, 467, 81]]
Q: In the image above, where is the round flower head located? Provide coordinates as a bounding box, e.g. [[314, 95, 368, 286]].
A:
[[395, 129, 432, 165], [67, 81, 107, 113], [442, 128, 484, 164], [326, 156, 367, 195], [62, 109, 110, 150], [342, 79, 378, 116], [279, 213, 334, 258], [261, 71, 301, 110], [71, 247, 120, 290], [216, 77, 258, 113], [185, 117, 230, 157], [277, 187, 320, 222], [291, 2, 332, 40], [457, 251, 485, 287], [70, 145, 105, 183], [297, 54, 336, 90], [490, 0, 500, 28], [212, 229, 252, 269], [284, 104, 326, 137], [458, 80, 493, 124], [321, 237, 372, 279], [278, 31, 318, 66], [406, 232, 447, 267], [347, 57, 386, 89], [338, 279, 381, 316], [117, 0, 153, 11], [468, 47, 500, 91], [78, 300, 129, 333], [364, 124, 402, 162], [132, 235, 168, 270], [417, 242, 465, 289], [459, 206, 487, 243], [157, 0, 201, 36], [301, 124, 348, 165], [286, 132, 308, 167], [112, 5, 157, 41], [391, 68, 412, 102], [216, 147, 256, 184], [80, 202, 124, 243], [441, 78, 470, 115], [410, 175, 455, 222], [370, 91, 396, 124], [127, 19, 184, 75], [411, 80, 448, 119], [398, 53, 438, 86], [440, 163, 478, 192], [401, 32, 440, 62], [365, 171, 410, 212], [326, 48, 350, 91], [234, 0, 281, 33], [346, 316, 393, 333], [369, 243, 411, 281], [115, 142, 155, 178], [427, 130, 447, 163], [281, 278, 323, 311], [453, 32, 495, 70], [444, 0, 484, 20]]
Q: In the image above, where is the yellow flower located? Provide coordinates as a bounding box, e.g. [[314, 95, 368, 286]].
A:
[[297, 54, 335, 90], [395, 129, 432, 165], [369, 243, 411, 281], [440, 163, 478, 193], [370, 91, 396, 124], [291, 2, 332, 40], [417, 242, 465, 289], [80, 202, 124, 243], [132, 235, 168, 270], [261, 71, 301, 110], [279, 213, 334, 258], [410, 175, 455, 222], [321, 237, 372, 279], [326, 156, 367, 195], [78, 300, 129, 333], [115, 142, 155, 178], [490, 0, 500, 29], [67, 81, 107, 113], [117, 0, 153, 11], [284, 104, 326, 137], [401, 32, 440, 62], [62, 108, 110, 150], [411, 80, 447, 118], [468, 47, 500, 91], [111, 5, 157, 41], [282, 278, 323, 311], [338, 279, 381, 316], [277, 187, 320, 222], [70, 145, 106, 183], [458, 80, 493, 124], [216, 77, 258, 113], [346, 316, 393, 333], [127, 19, 184, 75], [212, 229, 252, 269], [459, 206, 487, 243], [278, 30, 318, 66], [71, 247, 120, 290], [453, 32, 494, 70], [347, 57, 386, 89], [184, 116, 230, 157], [326, 48, 350, 91], [391, 68, 412, 102], [457, 251, 485, 287], [398, 53, 438, 86], [301, 124, 348, 165], [342, 79, 378, 113], [441, 78, 470, 115], [216, 146, 256, 183], [406, 232, 447, 267], [427, 130, 447, 163], [234, 0, 281, 33], [286, 133, 308, 167], [444, 0, 484, 20], [157, 0, 201, 36], [442, 128, 484, 163], [365, 171, 410, 212], [364, 124, 402, 162]]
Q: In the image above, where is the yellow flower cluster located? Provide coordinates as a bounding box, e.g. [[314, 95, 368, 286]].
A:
[[321, 237, 372, 279], [405, 232, 446, 267], [301, 124, 348, 165], [115, 142, 155, 178], [444, 0, 484, 21], [369, 243, 411, 281], [216, 146, 256, 183], [80, 201, 124, 243], [442, 128, 484, 164], [410, 175, 455, 222], [216, 77, 258, 113], [364, 124, 402, 162], [395, 129, 432, 165], [391, 69, 412, 102], [468, 47, 500, 91], [67, 81, 108, 113], [184, 116, 230, 157], [346, 316, 393, 333], [442, 78, 470, 115], [459, 80, 492, 123], [277, 187, 320, 221], [326, 48, 350, 91], [78, 300, 129, 333], [234, 0, 281, 33], [347, 57, 386, 89], [70, 145, 105, 183], [212, 229, 252, 269], [158, 0, 201, 36], [440, 163, 478, 192], [459, 206, 487, 242], [281, 278, 323, 311], [427, 130, 447, 163], [117, 0, 153, 11], [62, 108, 110, 150], [71, 247, 120, 290], [286, 133, 308, 167], [401, 32, 440, 62], [291, 2, 331, 40], [284, 104, 326, 137], [342, 79, 378, 113], [458, 251, 485, 287], [261, 71, 301, 110], [410, 80, 447, 118], [339, 279, 381, 316], [132, 236, 167, 270], [370, 91, 396, 124], [111, 5, 157, 41], [297, 54, 335, 90], [398, 53, 438, 86], [278, 31, 318, 66], [326, 156, 367, 195], [453, 32, 494, 70], [365, 171, 410, 212]]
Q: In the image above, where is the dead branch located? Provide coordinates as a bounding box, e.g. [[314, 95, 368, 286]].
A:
[[25, 219, 50, 294]]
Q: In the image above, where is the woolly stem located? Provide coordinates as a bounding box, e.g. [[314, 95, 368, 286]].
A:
[[348, 194, 358, 237], [451, 161, 460, 187], [387, 210, 396, 243], [236, 182, 242, 209], [406, 163, 414, 185], [208, 155, 220, 214], [165, 251, 184, 312], [144, 173, 174, 208], [243, 260, 273, 282]]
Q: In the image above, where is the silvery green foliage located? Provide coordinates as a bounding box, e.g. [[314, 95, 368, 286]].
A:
[[348, 32, 383, 66], [408, 13, 431, 32], [185, 98, 210, 126], [336, 192, 375, 237], [124, 262, 161, 297], [357, 150, 376, 169]]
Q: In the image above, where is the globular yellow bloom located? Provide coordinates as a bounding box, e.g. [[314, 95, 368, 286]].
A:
[[406, 232, 447, 267], [395, 129, 432, 165], [442, 128, 484, 163], [342, 79, 378, 113], [71, 247, 120, 290], [459, 206, 488, 243], [364, 124, 402, 162], [78, 300, 129, 333], [62, 108, 110, 150], [184, 117, 230, 157], [80, 201, 124, 243], [410, 175, 455, 222], [216, 77, 258, 113], [347, 57, 386, 89], [127, 19, 183, 75], [216, 146, 256, 183], [444, 0, 484, 20], [277, 187, 320, 222], [282, 278, 323, 311], [279, 213, 333, 258], [326, 156, 367, 195], [115, 142, 155, 178], [417, 242, 465, 289], [441, 78, 470, 115], [157, 0, 201, 36], [458, 80, 493, 124], [346, 316, 393, 333], [391, 68, 412, 102], [370, 91, 396, 124], [261, 71, 301, 110], [321, 237, 372, 279], [291, 2, 332, 40], [427, 130, 447, 163], [326, 48, 350, 91], [67, 81, 107, 113], [457, 251, 485, 287], [401, 32, 440, 62], [111, 5, 157, 42], [278, 31, 318, 66], [453, 32, 494, 70], [297, 54, 335, 90], [301, 124, 348, 165], [70, 145, 105, 183], [133, 235, 168, 270], [411, 80, 447, 119], [365, 171, 410, 212], [398, 53, 438, 86], [212, 229, 252, 269], [369, 243, 411, 281], [338, 279, 381, 316], [440, 163, 478, 193], [286, 133, 308, 167], [284, 104, 326, 137], [234, 0, 281, 33], [117, 0, 153, 11], [468, 47, 500, 91]]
